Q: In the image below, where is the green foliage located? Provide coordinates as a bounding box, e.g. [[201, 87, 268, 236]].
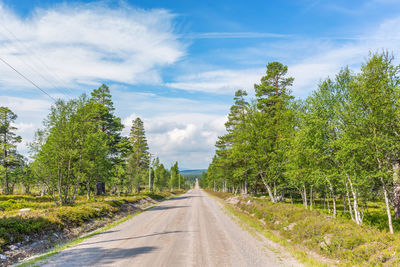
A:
[[204, 52, 400, 234], [0, 107, 22, 194], [127, 117, 150, 193], [25, 84, 180, 202]]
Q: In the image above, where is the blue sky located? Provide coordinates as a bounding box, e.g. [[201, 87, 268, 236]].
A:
[[1, 0, 400, 168]]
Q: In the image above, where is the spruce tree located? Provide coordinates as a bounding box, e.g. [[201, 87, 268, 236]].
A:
[[127, 117, 149, 193]]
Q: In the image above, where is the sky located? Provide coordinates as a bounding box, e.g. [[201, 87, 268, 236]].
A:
[[1, 0, 400, 169]]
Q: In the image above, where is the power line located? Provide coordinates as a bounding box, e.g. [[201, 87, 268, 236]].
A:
[[0, 56, 56, 101], [0, 23, 75, 98]]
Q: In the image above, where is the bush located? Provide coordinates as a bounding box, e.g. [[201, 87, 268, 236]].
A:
[[0, 216, 58, 250]]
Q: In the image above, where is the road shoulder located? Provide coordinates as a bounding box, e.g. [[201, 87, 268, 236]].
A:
[[204, 190, 330, 267]]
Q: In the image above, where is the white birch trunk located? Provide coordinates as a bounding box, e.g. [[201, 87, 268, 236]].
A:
[[303, 185, 308, 208], [345, 179, 354, 221], [381, 177, 394, 234], [348, 177, 362, 225], [327, 181, 337, 218], [260, 173, 276, 203]]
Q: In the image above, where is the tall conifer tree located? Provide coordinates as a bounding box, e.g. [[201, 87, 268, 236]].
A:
[[128, 117, 149, 192]]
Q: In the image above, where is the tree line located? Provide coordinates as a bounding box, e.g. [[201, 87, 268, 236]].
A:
[[0, 84, 190, 204], [201, 51, 400, 233]]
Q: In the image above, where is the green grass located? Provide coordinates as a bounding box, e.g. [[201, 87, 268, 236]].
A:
[[17, 205, 152, 267], [207, 190, 400, 266], [286, 197, 400, 232], [0, 190, 184, 253], [15, 190, 186, 266]]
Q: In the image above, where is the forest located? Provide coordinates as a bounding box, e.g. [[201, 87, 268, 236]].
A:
[[0, 84, 191, 205], [201, 51, 400, 234]]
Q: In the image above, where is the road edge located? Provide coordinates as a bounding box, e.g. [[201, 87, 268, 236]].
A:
[[203, 190, 330, 267], [16, 192, 186, 267]]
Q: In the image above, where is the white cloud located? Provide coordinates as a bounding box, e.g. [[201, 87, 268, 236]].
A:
[[0, 95, 51, 112], [186, 32, 292, 39], [147, 113, 226, 168], [0, 2, 184, 91], [287, 17, 400, 96], [117, 91, 229, 168], [5, 1, 400, 170], [166, 69, 264, 94], [167, 16, 400, 97], [11, 122, 34, 133], [122, 112, 227, 169], [112, 88, 230, 118], [0, 96, 51, 158]]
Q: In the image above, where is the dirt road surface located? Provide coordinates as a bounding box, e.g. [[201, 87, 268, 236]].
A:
[[38, 184, 301, 267]]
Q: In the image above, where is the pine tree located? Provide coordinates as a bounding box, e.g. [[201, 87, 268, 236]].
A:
[[91, 84, 114, 111], [253, 62, 294, 202], [90, 84, 124, 151], [90, 84, 125, 191]]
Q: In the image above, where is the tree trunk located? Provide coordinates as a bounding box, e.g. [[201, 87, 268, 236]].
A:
[[301, 185, 307, 208], [345, 179, 354, 221], [309, 186, 313, 210], [2, 131, 9, 194], [332, 194, 336, 218], [381, 177, 394, 234], [260, 173, 275, 202], [41, 187, 45, 197], [348, 177, 362, 225], [393, 161, 400, 219], [244, 171, 248, 194], [327, 181, 337, 218], [136, 182, 141, 193], [327, 194, 330, 214], [87, 183, 90, 200]]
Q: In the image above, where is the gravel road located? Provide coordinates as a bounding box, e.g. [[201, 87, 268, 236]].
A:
[[38, 184, 301, 267]]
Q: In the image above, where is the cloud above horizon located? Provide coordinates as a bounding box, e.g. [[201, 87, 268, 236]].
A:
[[122, 112, 227, 168], [2, 1, 400, 169], [167, 16, 400, 97], [0, 2, 184, 91]]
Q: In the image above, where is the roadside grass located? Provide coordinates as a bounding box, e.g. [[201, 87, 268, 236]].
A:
[[16, 189, 186, 267], [222, 202, 329, 267], [207, 190, 400, 266], [17, 205, 150, 267], [0, 190, 185, 253], [286, 197, 400, 232]]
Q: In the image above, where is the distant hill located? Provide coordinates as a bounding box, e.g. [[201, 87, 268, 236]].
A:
[[180, 169, 207, 176]]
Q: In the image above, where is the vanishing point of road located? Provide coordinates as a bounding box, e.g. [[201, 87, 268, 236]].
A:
[[39, 184, 301, 267]]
